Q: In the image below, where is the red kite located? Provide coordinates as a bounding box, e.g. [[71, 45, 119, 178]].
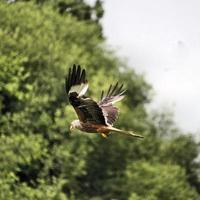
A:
[[66, 64, 143, 138]]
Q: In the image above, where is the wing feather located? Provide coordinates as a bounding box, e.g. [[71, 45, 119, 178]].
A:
[[98, 82, 126, 125], [66, 65, 107, 125], [66, 64, 88, 97], [99, 82, 126, 106]]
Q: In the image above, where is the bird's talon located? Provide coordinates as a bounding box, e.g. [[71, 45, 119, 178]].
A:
[[101, 133, 108, 138]]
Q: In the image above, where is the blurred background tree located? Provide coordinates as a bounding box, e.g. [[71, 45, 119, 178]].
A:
[[0, 0, 199, 199]]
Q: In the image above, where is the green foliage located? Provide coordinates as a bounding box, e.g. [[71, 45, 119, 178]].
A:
[[6, 0, 104, 37], [0, 134, 47, 172], [126, 162, 199, 200], [0, 172, 67, 200], [0, 1, 199, 200], [160, 135, 200, 193]]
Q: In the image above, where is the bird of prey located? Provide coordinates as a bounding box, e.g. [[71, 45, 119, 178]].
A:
[[66, 64, 143, 138]]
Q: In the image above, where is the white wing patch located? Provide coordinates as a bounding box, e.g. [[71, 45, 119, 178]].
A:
[[69, 82, 89, 97]]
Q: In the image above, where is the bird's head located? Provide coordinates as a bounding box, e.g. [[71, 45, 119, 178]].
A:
[[69, 120, 80, 132]]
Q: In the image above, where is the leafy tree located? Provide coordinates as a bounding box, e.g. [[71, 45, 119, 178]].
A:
[[126, 161, 199, 200], [6, 0, 104, 37], [160, 135, 200, 193]]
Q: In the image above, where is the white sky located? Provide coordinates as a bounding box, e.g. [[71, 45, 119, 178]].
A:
[[100, 0, 200, 133]]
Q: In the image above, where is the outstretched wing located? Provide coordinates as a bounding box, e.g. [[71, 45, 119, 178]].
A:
[[65, 64, 88, 96], [98, 82, 126, 125], [66, 64, 107, 125]]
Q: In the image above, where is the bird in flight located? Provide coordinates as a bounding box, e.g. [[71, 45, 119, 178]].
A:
[[66, 64, 143, 138]]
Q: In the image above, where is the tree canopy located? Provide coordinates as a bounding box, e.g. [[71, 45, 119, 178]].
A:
[[0, 1, 199, 199]]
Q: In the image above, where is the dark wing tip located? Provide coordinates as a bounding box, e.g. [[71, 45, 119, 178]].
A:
[[110, 82, 119, 96], [103, 82, 126, 98], [107, 84, 112, 97], [117, 83, 126, 96], [65, 64, 87, 94], [80, 69, 86, 83], [101, 90, 104, 100]]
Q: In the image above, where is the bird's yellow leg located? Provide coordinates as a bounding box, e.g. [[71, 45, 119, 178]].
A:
[[101, 133, 108, 138]]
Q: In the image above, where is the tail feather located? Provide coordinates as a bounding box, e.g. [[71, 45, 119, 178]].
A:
[[108, 127, 144, 138]]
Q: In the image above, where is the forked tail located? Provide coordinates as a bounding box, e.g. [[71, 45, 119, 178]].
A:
[[108, 127, 144, 138]]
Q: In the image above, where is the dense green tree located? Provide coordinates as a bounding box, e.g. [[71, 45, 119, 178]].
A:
[[0, 1, 199, 199], [6, 0, 104, 37], [126, 161, 199, 200]]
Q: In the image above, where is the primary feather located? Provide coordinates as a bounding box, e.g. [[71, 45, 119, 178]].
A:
[[66, 64, 88, 97], [98, 82, 126, 125]]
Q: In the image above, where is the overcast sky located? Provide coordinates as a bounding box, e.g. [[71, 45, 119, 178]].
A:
[[99, 0, 200, 133], [102, 0, 200, 132]]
